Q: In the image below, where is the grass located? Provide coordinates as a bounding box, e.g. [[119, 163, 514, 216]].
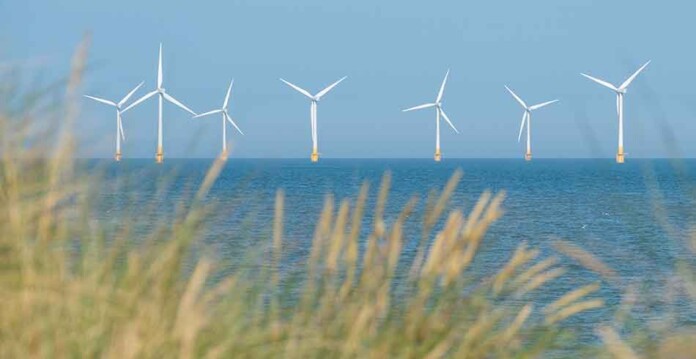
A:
[[2, 37, 696, 358]]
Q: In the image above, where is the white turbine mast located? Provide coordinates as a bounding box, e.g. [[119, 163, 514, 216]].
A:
[[402, 69, 459, 162], [84, 81, 144, 161], [581, 60, 650, 163], [122, 44, 197, 163], [504, 86, 558, 161], [280, 76, 347, 162], [193, 80, 243, 159]]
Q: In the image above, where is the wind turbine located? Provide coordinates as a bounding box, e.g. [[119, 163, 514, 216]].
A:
[[403, 70, 459, 162], [581, 61, 651, 163], [504, 86, 558, 161], [123, 44, 197, 163], [280, 76, 347, 162], [193, 80, 243, 159], [84, 82, 144, 161]]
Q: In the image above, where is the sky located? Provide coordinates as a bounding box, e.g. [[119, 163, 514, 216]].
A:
[[1, 0, 695, 159]]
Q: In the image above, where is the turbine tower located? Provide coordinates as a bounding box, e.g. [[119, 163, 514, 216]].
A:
[[193, 80, 244, 159], [403, 70, 459, 162], [84, 82, 144, 161], [581, 61, 651, 163], [280, 76, 347, 162], [123, 44, 197, 163], [504, 86, 558, 161]]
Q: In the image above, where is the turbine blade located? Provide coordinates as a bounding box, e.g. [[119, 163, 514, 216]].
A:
[[223, 79, 234, 108], [616, 94, 620, 116], [436, 69, 449, 103], [439, 107, 459, 134], [504, 86, 527, 109], [158, 43, 163, 88], [280, 78, 313, 99], [193, 109, 223, 118], [119, 81, 144, 107], [316, 76, 347, 98], [619, 60, 651, 90], [403, 103, 436, 112], [518, 112, 528, 142], [163, 92, 196, 115], [529, 99, 559, 110], [225, 113, 244, 135], [581, 73, 618, 91], [121, 90, 158, 113], [84, 95, 117, 107]]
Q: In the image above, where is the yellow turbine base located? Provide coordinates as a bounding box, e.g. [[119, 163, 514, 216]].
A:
[[616, 147, 625, 164], [311, 151, 319, 163], [525, 152, 532, 161], [220, 150, 229, 161], [156, 148, 163, 164], [115, 152, 122, 162], [434, 149, 441, 162]]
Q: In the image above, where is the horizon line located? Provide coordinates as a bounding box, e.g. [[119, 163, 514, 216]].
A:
[[72, 157, 696, 160]]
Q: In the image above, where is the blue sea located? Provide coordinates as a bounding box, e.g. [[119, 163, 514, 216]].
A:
[[91, 158, 696, 343]]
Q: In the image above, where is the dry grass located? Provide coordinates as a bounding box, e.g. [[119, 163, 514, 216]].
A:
[[9, 38, 696, 358]]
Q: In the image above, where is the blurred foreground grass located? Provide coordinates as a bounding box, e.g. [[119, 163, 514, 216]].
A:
[[2, 38, 696, 358]]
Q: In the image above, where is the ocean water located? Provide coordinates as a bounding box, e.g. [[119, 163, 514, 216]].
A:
[[91, 158, 696, 342]]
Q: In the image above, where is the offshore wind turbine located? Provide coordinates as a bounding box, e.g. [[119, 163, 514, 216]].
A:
[[123, 44, 197, 163], [193, 80, 243, 159], [280, 76, 347, 162], [403, 70, 459, 162], [84, 82, 144, 161], [581, 61, 650, 163], [504, 86, 558, 161]]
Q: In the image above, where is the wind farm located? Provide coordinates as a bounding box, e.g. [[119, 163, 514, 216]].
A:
[[504, 86, 558, 161], [70, 36, 655, 164], [82, 55, 656, 163]]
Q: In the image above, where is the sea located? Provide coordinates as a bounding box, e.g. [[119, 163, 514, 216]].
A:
[[90, 158, 696, 344]]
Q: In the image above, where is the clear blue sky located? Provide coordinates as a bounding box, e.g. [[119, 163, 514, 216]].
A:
[[1, 0, 694, 158]]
